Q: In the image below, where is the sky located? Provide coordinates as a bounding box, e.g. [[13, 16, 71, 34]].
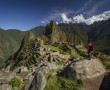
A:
[[0, 0, 110, 31]]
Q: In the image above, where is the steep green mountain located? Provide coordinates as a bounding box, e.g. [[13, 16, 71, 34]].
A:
[[0, 29, 25, 68], [21, 32, 36, 47], [42, 21, 66, 42], [29, 26, 45, 36], [42, 21, 86, 46], [59, 23, 88, 46], [88, 18, 110, 54], [0, 26, 45, 68]]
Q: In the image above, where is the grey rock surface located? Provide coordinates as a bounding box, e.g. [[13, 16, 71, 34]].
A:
[[0, 84, 12, 90], [29, 71, 46, 90], [63, 58, 106, 90]]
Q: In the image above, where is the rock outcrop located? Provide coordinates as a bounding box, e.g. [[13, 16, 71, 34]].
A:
[[63, 59, 106, 90], [29, 71, 46, 90]]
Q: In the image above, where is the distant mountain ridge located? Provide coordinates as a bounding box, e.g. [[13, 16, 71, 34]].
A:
[[1, 19, 110, 68], [88, 18, 110, 54], [0, 29, 25, 68], [42, 21, 85, 45]]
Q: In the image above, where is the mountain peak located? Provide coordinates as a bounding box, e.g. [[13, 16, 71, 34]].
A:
[[49, 20, 57, 26], [44, 20, 59, 35], [43, 20, 65, 42], [21, 31, 35, 47]]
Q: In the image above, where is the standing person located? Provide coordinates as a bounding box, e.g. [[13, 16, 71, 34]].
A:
[[88, 41, 93, 59]]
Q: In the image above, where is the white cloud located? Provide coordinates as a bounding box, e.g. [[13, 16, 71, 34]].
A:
[[72, 11, 110, 25], [41, 9, 75, 24], [56, 22, 59, 24], [61, 13, 72, 23], [41, 20, 49, 24], [41, 19, 59, 25], [73, 14, 85, 23], [41, 21, 47, 23], [86, 11, 110, 24], [41, 8, 110, 25]]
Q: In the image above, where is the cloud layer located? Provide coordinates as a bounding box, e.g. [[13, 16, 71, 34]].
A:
[[60, 11, 110, 25], [61, 13, 72, 23], [41, 10, 110, 25]]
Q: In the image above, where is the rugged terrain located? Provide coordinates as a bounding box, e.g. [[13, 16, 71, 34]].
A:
[[0, 21, 109, 90], [1, 19, 110, 69], [0, 34, 106, 90], [0, 26, 45, 69]]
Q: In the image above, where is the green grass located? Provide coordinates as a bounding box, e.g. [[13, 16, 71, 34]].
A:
[[97, 53, 110, 71], [9, 77, 22, 87], [55, 59, 65, 65], [45, 44, 84, 59], [0, 30, 25, 69], [45, 45, 60, 51], [59, 44, 71, 55], [44, 75, 83, 90], [103, 61, 110, 70], [69, 46, 84, 59], [76, 46, 86, 50]]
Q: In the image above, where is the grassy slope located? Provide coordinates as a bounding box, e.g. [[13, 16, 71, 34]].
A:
[[0, 29, 25, 68], [44, 74, 83, 90], [0, 26, 45, 68], [45, 44, 84, 59]]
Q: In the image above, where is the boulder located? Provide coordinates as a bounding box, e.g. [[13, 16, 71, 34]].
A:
[[29, 71, 46, 90], [63, 59, 106, 90], [25, 74, 34, 90]]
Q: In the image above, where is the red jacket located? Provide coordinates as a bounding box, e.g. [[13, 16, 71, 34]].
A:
[[88, 42, 93, 51]]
